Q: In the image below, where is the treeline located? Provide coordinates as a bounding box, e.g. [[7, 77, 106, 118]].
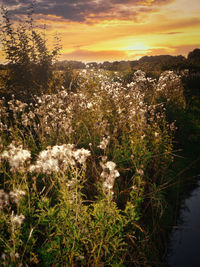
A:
[[1, 51, 198, 73], [52, 48, 200, 73]]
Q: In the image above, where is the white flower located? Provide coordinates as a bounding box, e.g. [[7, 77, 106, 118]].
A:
[[136, 169, 144, 176], [111, 169, 120, 178], [9, 189, 25, 204], [154, 132, 159, 137], [87, 102, 93, 109], [101, 156, 107, 162], [105, 161, 116, 171], [29, 144, 90, 173], [103, 181, 112, 190], [98, 136, 110, 150], [100, 160, 120, 196], [73, 148, 91, 164], [0, 144, 31, 172], [11, 213, 25, 228], [1, 253, 6, 261], [100, 171, 109, 179]]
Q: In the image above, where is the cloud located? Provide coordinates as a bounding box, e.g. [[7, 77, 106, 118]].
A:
[[1, 0, 18, 6], [2, 0, 174, 22], [146, 47, 174, 55], [167, 32, 183, 35], [145, 44, 200, 57], [171, 44, 200, 56], [113, 17, 200, 39]]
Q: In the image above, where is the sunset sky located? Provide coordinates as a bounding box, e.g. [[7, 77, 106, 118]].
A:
[[1, 0, 200, 62]]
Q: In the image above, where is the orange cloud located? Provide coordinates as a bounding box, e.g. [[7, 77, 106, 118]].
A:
[[170, 44, 200, 56]]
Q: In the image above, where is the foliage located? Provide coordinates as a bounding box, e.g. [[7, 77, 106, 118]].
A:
[[0, 64, 187, 265], [0, 6, 61, 101], [187, 48, 200, 70]]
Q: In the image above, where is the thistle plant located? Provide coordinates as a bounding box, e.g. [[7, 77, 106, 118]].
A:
[[0, 66, 185, 265]]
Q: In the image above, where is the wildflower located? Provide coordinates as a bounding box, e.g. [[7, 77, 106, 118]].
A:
[[87, 102, 93, 109], [0, 144, 31, 172], [1, 253, 6, 261], [11, 213, 25, 228], [73, 148, 91, 164], [155, 132, 159, 137], [98, 136, 110, 150], [66, 178, 76, 188], [9, 189, 26, 204], [101, 160, 120, 196], [136, 169, 144, 176], [29, 155, 59, 174], [104, 161, 116, 171], [131, 185, 137, 190], [101, 156, 107, 162], [29, 144, 90, 174]]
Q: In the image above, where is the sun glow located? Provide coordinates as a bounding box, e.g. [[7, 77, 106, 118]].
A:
[[125, 43, 150, 52]]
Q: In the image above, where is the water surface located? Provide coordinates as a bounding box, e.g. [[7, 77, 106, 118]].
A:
[[167, 180, 200, 267]]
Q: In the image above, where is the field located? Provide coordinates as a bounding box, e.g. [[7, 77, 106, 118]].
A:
[[0, 67, 191, 266]]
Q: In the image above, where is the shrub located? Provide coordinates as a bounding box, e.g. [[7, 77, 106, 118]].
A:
[[0, 6, 61, 101]]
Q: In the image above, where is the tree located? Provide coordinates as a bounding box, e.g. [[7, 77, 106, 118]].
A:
[[0, 6, 61, 101], [187, 48, 200, 70]]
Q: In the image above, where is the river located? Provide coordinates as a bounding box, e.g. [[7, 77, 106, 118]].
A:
[[166, 179, 200, 266]]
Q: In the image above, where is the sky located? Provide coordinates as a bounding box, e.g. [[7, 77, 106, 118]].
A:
[[0, 0, 200, 62]]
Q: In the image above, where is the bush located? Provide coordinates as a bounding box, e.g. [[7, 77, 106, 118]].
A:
[[0, 6, 61, 101]]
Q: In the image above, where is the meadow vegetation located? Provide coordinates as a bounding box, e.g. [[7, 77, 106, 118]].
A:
[[0, 6, 200, 266]]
